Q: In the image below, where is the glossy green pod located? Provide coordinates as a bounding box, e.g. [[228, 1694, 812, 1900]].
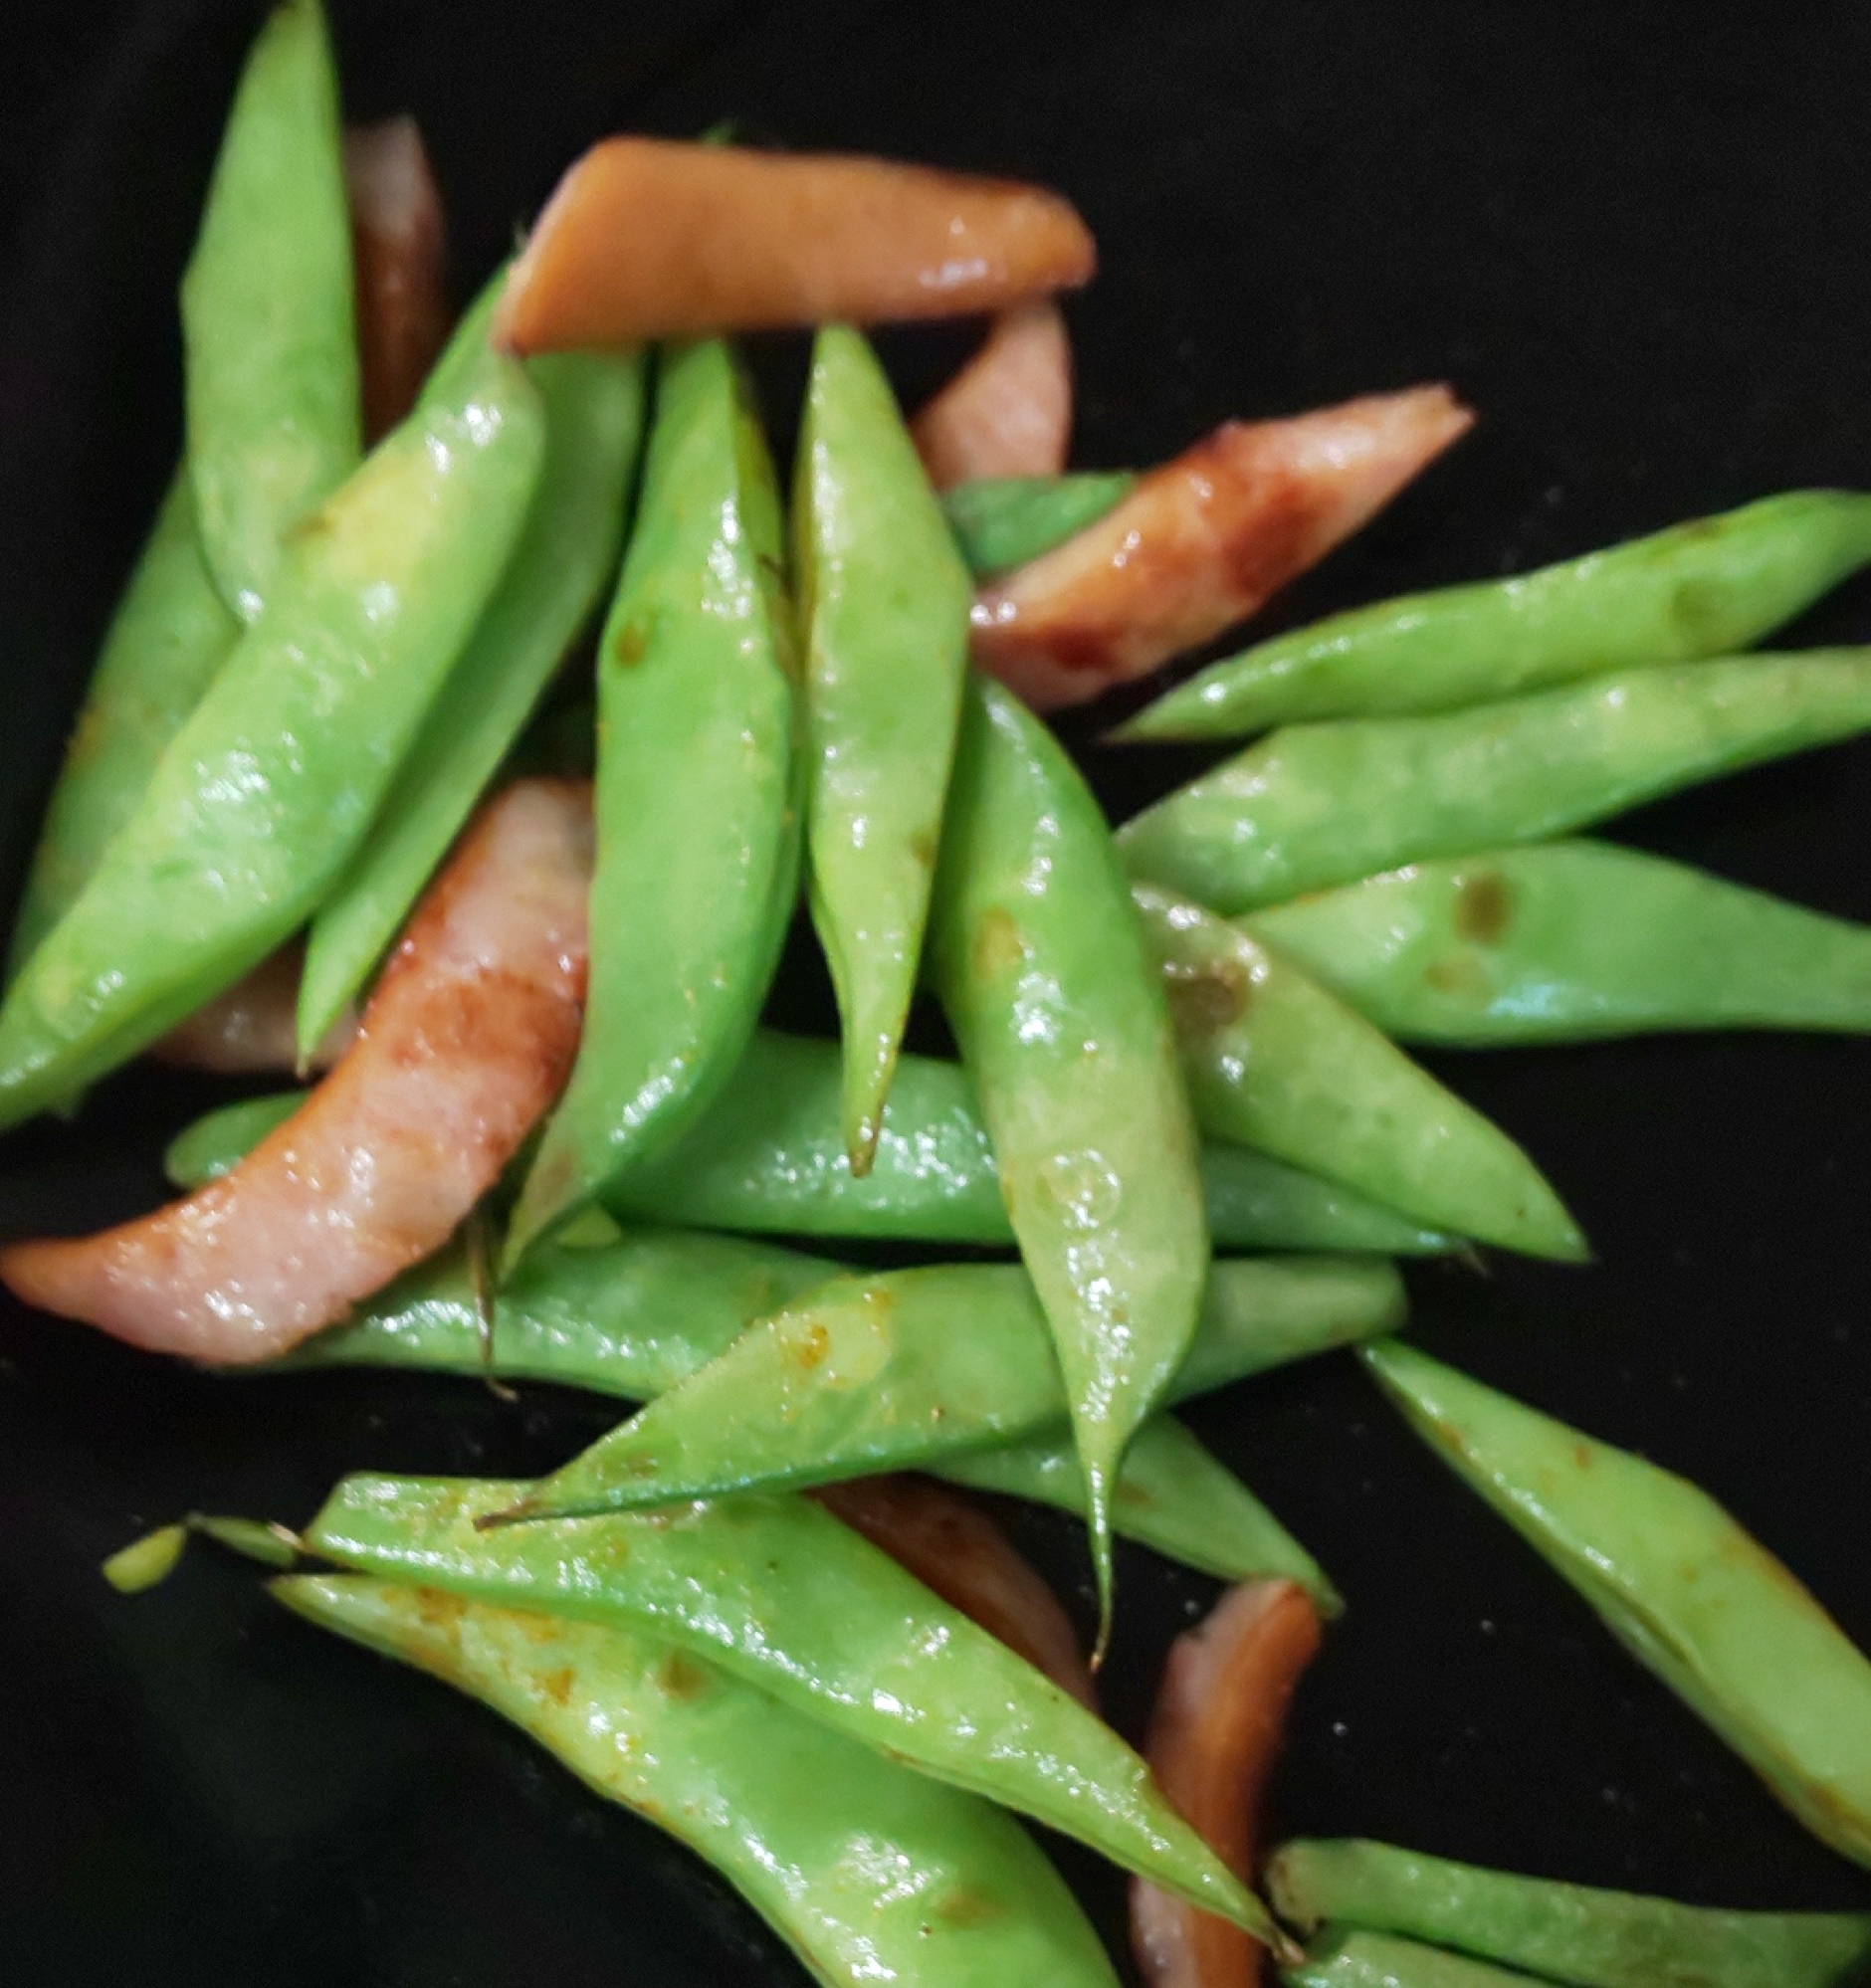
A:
[[1245, 841, 1871, 1046], [1119, 651, 1871, 913], [1284, 1929, 1541, 1987], [942, 1415, 1342, 1613], [1365, 1338, 1871, 1870], [271, 1217, 840, 1398], [508, 1255, 1402, 1521], [506, 340, 799, 1263], [1138, 885, 1584, 1259], [931, 673, 1210, 1624], [163, 1043, 1457, 1255], [298, 347, 647, 1053], [1266, 1837, 1871, 1988], [10, 470, 240, 975], [278, 1575, 1123, 1988], [942, 473, 1137, 580], [182, 0, 359, 621], [102, 1522, 189, 1594], [305, 1474, 1285, 1945], [0, 328, 544, 1129], [794, 327, 973, 1170], [1119, 491, 1871, 739]]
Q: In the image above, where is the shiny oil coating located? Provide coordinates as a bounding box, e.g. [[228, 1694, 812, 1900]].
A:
[[0, 327, 544, 1129], [794, 325, 972, 1170], [1137, 885, 1584, 1259], [1284, 1929, 1546, 1987], [8, 469, 239, 975], [299, 340, 645, 1053], [506, 339, 798, 1264], [0, 780, 591, 1361], [305, 1473, 1280, 1940], [1266, 1837, 1871, 1988], [160, 1043, 1457, 1254], [277, 1575, 1122, 1988], [515, 1255, 1402, 1520], [942, 473, 1137, 580], [182, 0, 359, 622], [1119, 650, 1871, 913], [1120, 490, 1871, 739], [931, 672, 1209, 1621], [1245, 841, 1871, 1046], [1365, 1339, 1871, 1870]]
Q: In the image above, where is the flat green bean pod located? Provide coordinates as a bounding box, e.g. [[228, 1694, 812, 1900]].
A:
[[507, 339, 799, 1263], [1284, 1929, 1542, 1987], [507, 1255, 1402, 1521], [298, 346, 647, 1054], [1246, 841, 1871, 1046], [278, 1575, 1123, 1988], [1365, 1338, 1871, 1869], [1120, 490, 1871, 738], [942, 1415, 1342, 1612], [1119, 651, 1871, 913], [1138, 885, 1584, 1259], [942, 473, 1137, 579], [932, 673, 1210, 1627], [0, 323, 544, 1129], [251, 1221, 1322, 1587], [1266, 1837, 1871, 1988], [305, 1473, 1286, 1946], [182, 0, 360, 622], [10, 470, 239, 975], [795, 327, 973, 1172], [162, 1041, 1458, 1254], [271, 1217, 840, 1398]]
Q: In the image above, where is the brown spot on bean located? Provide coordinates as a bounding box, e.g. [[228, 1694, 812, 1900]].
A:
[[972, 907, 1028, 981], [610, 619, 651, 668], [1425, 955, 1492, 1000], [1453, 869, 1513, 945], [1163, 958, 1251, 1035], [539, 1666, 576, 1706], [656, 1650, 708, 1700], [933, 1886, 1005, 1929], [789, 1321, 831, 1371], [910, 825, 938, 870]]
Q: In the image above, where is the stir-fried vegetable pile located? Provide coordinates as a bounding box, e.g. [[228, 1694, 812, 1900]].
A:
[[15, 4, 1871, 1983]]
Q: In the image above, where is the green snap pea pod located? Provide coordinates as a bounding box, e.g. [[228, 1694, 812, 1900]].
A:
[[1245, 841, 1871, 1047], [162, 1049, 1456, 1254], [1364, 1338, 1871, 1870], [506, 340, 799, 1264], [941, 1416, 1343, 1613], [0, 326, 544, 1129], [509, 1255, 1401, 1521], [306, 1475, 1286, 1946], [271, 1218, 840, 1398], [102, 1521, 189, 1594], [1284, 1929, 1543, 1987], [1265, 1837, 1871, 1988], [278, 1574, 1122, 1988], [1118, 490, 1871, 739], [930, 673, 1210, 1628], [942, 473, 1138, 580], [1138, 885, 1585, 1260], [297, 348, 647, 1055], [795, 326, 973, 1171], [1118, 652, 1871, 914], [182, 0, 359, 622], [10, 471, 239, 975]]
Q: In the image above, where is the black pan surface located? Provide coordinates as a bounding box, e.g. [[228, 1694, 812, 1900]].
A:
[[3, 3, 1871, 1982]]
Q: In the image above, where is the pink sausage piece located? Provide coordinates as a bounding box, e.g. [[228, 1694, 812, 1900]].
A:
[[912, 301, 1073, 490], [971, 386, 1474, 711], [1131, 1580, 1323, 1988], [1, 779, 592, 1363]]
